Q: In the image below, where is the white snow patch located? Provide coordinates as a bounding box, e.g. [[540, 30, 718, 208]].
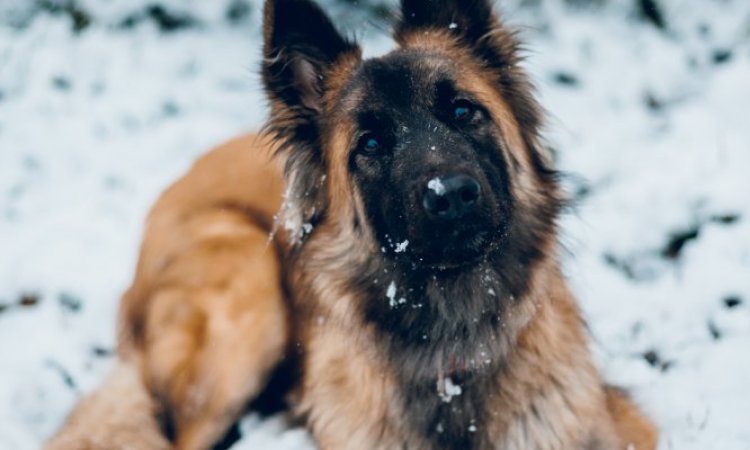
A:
[[394, 240, 409, 253], [386, 281, 397, 307], [2, 1, 750, 448], [427, 178, 446, 195], [385, 281, 406, 307], [439, 377, 463, 403]]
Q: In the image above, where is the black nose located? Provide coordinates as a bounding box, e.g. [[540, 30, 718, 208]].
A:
[[422, 174, 482, 220]]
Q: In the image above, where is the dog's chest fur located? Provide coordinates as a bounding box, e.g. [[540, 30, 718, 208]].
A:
[[292, 257, 614, 450]]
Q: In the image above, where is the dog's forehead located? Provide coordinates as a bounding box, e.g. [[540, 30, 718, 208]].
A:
[[339, 50, 455, 113]]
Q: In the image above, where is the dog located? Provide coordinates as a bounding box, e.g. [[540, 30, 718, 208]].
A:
[[45, 0, 658, 449]]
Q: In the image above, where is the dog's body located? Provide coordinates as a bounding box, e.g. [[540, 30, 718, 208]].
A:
[[46, 1, 658, 449]]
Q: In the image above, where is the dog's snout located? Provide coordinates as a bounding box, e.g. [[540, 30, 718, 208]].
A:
[[422, 174, 482, 220]]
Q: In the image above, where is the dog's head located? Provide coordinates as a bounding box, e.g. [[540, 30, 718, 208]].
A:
[[263, 0, 560, 272]]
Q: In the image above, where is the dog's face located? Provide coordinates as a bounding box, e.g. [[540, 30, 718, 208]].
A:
[[341, 53, 513, 268], [263, 0, 558, 273]]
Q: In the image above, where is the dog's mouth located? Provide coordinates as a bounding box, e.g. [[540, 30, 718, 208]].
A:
[[400, 226, 495, 271], [421, 252, 487, 272]]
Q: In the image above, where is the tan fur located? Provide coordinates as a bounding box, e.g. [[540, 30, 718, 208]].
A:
[[606, 387, 660, 450], [45, 362, 170, 450], [46, 9, 658, 449], [128, 135, 289, 450], [45, 131, 657, 450], [47, 135, 289, 450]]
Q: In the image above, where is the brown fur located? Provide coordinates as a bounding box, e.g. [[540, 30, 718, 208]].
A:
[[45, 1, 658, 449], [45, 135, 658, 450], [46, 135, 289, 450]]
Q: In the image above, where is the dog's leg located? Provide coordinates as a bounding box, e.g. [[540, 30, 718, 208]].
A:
[[46, 209, 289, 450], [130, 210, 289, 450], [44, 361, 171, 450], [46, 134, 287, 450], [605, 387, 658, 450]]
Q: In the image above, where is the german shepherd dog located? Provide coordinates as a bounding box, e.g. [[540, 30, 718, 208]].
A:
[[46, 0, 658, 449]]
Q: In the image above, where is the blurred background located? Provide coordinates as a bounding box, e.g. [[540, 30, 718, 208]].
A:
[[0, 0, 748, 449]]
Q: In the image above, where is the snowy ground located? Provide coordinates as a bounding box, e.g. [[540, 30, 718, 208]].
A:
[[1, 1, 748, 449]]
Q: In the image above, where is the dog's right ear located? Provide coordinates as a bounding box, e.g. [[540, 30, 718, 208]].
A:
[[262, 0, 360, 119], [262, 0, 360, 243], [395, 0, 496, 47]]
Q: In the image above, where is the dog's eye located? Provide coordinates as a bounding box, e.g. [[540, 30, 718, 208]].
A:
[[358, 134, 381, 155], [453, 101, 474, 122]]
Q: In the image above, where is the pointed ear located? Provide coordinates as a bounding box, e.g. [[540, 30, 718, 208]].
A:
[[262, 0, 360, 116], [395, 0, 496, 47], [394, 0, 523, 73], [396, 0, 553, 180], [262, 0, 360, 243]]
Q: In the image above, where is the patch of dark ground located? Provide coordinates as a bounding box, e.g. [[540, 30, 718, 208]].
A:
[[661, 213, 741, 260], [118, 4, 201, 33], [45, 359, 77, 391], [1, 0, 91, 32], [51, 76, 72, 92], [706, 295, 745, 341], [552, 71, 581, 87], [91, 345, 114, 358], [226, 0, 252, 24], [0, 291, 89, 315], [723, 296, 743, 309], [642, 349, 673, 372], [636, 0, 666, 30], [38, 0, 91, 33], [336, 0, 391, 20], [712, 49, 734, 65], [58, 291, 82, 313], [2, 0, 397, 33], [603, 212, 742, 281], [2, 1, 250, 33], [0, 293, 41, 314]]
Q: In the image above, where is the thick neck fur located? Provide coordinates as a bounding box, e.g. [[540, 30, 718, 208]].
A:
[[361, 257, 538, 449], [358, 251, 537, 383], [289, 212, 594, 449]]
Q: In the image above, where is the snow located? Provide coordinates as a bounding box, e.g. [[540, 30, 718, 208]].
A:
[[394, 239, 409, 253], [438, 377, 463, 403], [1, 0, 749, 449], [385, 280, 405, 307], [427, 177, 446, 195]]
